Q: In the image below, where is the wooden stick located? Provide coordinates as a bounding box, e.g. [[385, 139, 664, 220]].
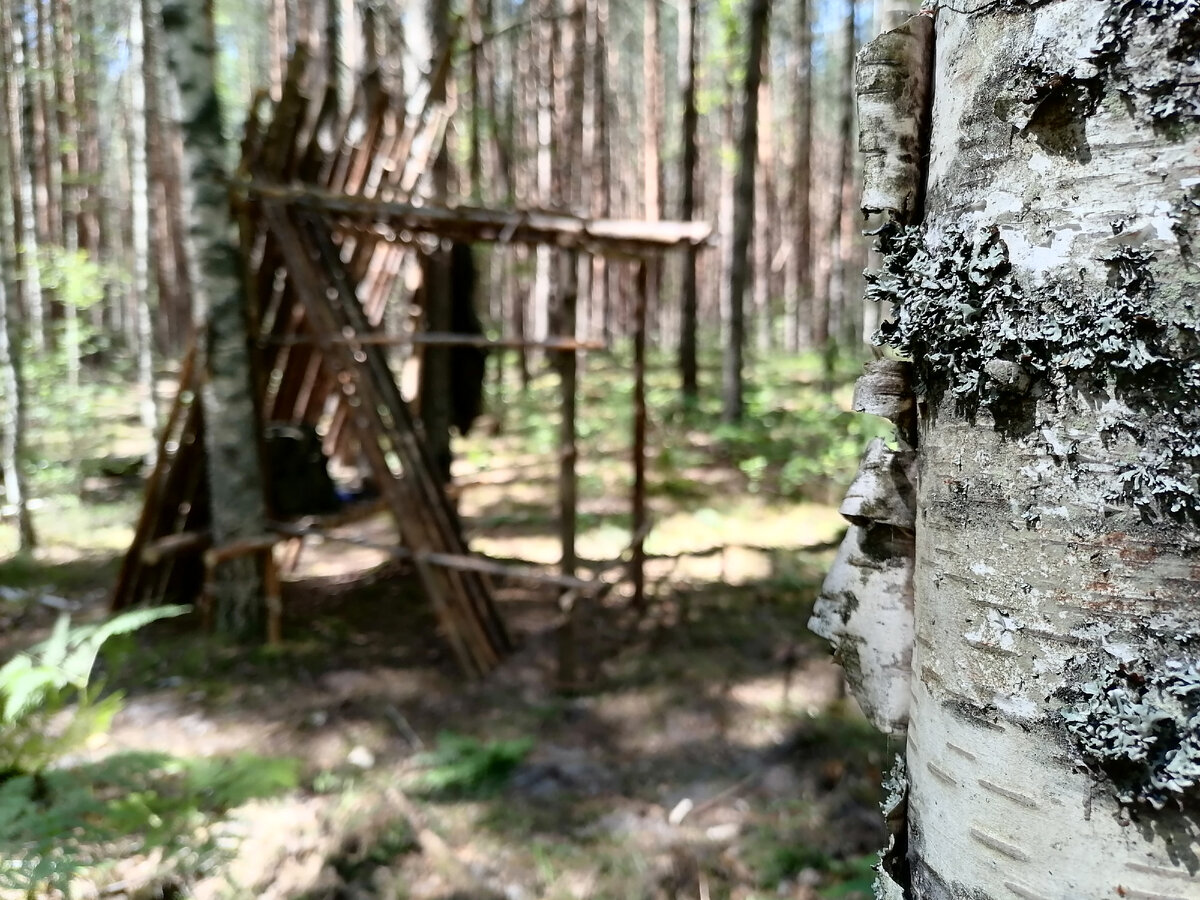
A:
[[631, 262, 650, 608], [257, 332, 608, 352], [141, 530, 212, 566], [263, 550, 283, 645], [266, 519, 596, 590], [240, 181, 714, 254], [203, 535, 281, 568], [558, 251, 579, 584]]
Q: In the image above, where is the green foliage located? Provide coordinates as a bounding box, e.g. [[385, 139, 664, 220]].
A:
[[0, 606, 189, 775], [714, 387, 890, 500], [743, 830, 877, 896], [411, 732, 533, 798], [0, 750, 300, 893], [1062, 657, 1200, 810], [39, 246, 111, 314]]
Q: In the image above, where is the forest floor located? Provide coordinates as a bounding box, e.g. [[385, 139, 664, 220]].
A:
[[0, 350, 898, 900]]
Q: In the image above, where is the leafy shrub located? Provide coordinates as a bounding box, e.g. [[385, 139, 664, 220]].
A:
[[0, 750, 300, 893], [411, 732, 533, 797], [0, 605, 189, 776]]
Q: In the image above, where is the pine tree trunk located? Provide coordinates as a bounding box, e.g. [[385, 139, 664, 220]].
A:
[[52, 0, 82, 392], [161, 0, 267, 637], [878, 3, 1200, 895], [822, 0, 855, 357], [784, 0, 812, 352], [721, 0, 770, 423]]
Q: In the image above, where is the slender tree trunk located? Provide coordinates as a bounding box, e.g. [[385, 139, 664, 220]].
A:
[[677, 0, 699, 399], [591, 0, 613, 342], [0, 0, 37, 550], [531, 0, 557, 348], [642, 0, 661, 223], [161, 0, 267, 637], [421, 0, 454, 482], [130, 0, 158, 464], [32, 0, 61, 253], [143, 0, 181, 352], [13, 0, 46, 352], [721, 0, 770, 423], [823, 0, 856, 357], [785, 0, 812, 352], [74, 0, 100, 255], [753, 26, 774, 354], [52, 0, 81, 391]]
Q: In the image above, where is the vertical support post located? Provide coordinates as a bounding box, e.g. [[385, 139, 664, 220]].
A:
[[631, 259, 650, 608], [559, 250, 579, 579]]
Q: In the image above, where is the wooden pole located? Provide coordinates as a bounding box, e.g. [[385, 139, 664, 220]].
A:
[[631, 261, 649, 608], [240, 180, 714, 254], [559, 250, 579, 581], [256, 332, 607, 351]]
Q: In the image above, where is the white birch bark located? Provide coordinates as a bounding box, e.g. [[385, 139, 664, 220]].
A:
[[873, 2, 1200, 896], [130, 0, 158, 466], [162, 0, 268, 636]]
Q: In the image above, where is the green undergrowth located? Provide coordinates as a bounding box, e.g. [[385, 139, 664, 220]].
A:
[[0, 751, 300, 894], [476, 345, 886, 506], [410, 732, 534, 799]]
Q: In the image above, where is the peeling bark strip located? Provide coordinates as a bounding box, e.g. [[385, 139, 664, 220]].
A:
[[161, 0, 269, 636], [810, 362, 918, 736], [875, 1, 1200, 897], [856, 13, 934, 223]]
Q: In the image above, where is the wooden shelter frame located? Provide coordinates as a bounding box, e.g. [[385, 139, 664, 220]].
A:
[[112, 46, 710, 679]]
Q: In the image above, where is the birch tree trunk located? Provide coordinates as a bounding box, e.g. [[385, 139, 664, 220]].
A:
[[161, 0, 267, 637], [866, 2, 1200, 896], [130, 0, 158, 465], [0, 0, 37, 551]]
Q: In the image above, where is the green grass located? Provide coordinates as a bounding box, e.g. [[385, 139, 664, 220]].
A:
[[0, 552, 121, 597]]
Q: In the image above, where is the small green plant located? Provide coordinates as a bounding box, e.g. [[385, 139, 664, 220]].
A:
[[410, 731, 533, 797], [0, 605, 189, 776], [0, 750, 300, 893]]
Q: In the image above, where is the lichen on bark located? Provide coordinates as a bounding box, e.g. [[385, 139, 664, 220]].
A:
[[867, 223, 1200, 525], [1093, 0, 1200, 127], [1061, 655, 1200, 810]]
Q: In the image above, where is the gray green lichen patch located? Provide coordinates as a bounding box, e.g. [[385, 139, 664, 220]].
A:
[[874, 754, 910, 900], [1094, 0, 1200, 127], [1061, 657, 1200, 810], [868, 223, 1200, 524]]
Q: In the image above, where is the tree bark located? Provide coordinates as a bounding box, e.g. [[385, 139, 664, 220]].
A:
[[161, 0, 267, 637], [52, 0, 82, 390], [785, 0, 813, 352], [0, 0, 37, 550], [421, 0, 454, 483], [862, 3, 1200, 896], [130, 0, 158, 464], [721, 0, 770, 424], [12, 0, 46, 352], [822, 0, 856, 357]]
